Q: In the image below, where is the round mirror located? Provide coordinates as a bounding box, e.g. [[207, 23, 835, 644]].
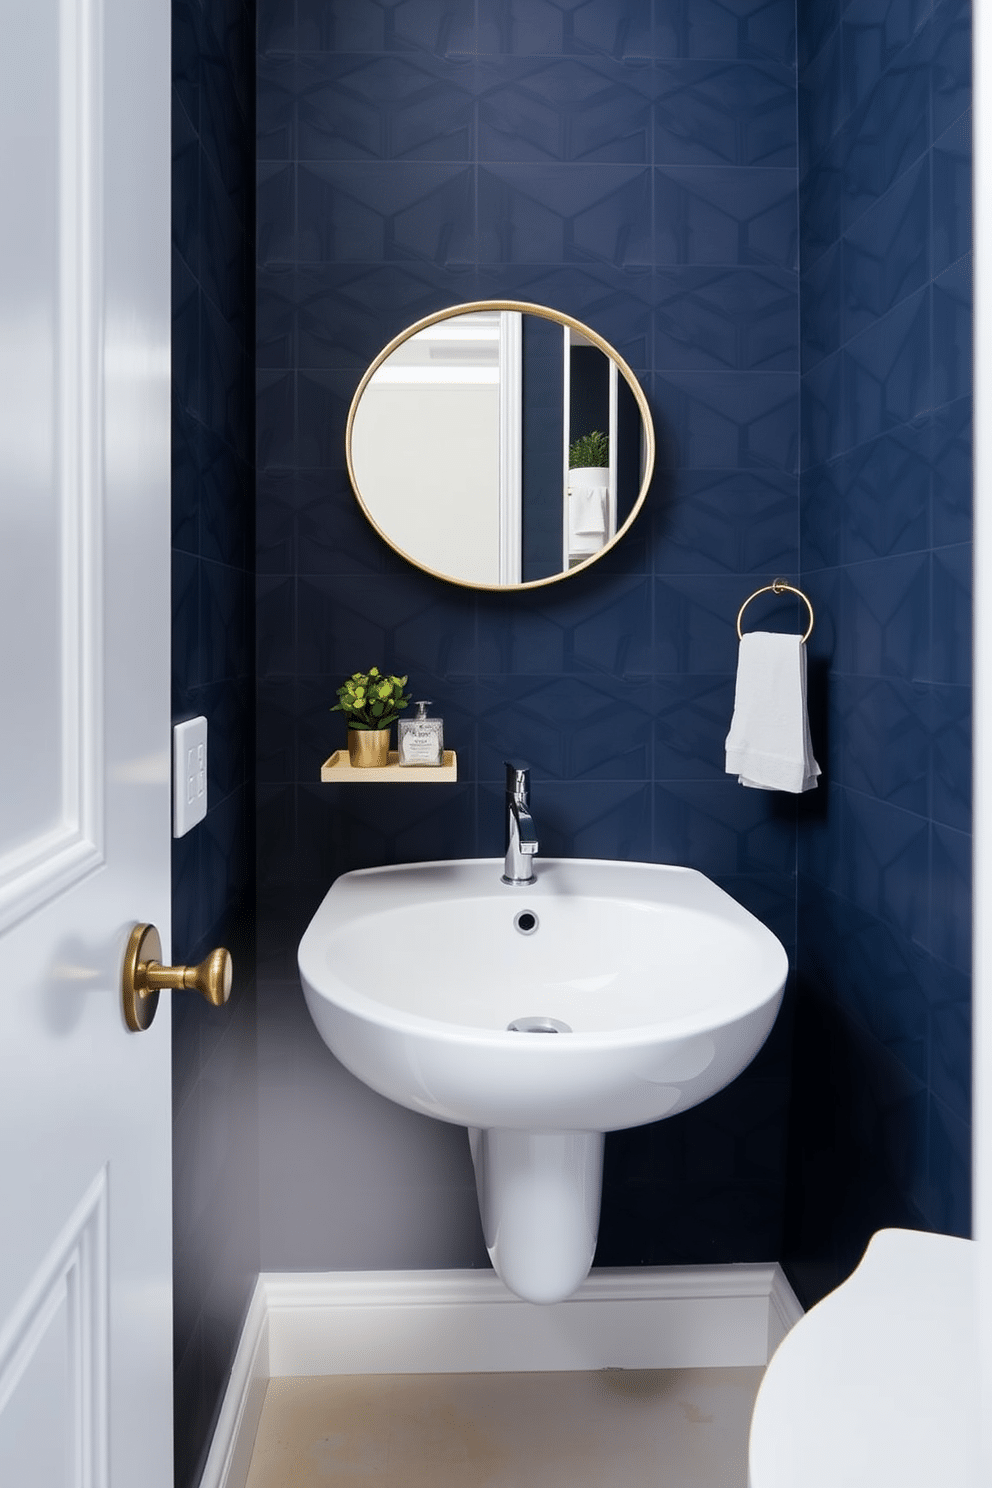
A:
[[346, 301, 655, 591]]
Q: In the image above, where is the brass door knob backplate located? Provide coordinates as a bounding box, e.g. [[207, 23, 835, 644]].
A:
[[122, 923, 233, 1032]]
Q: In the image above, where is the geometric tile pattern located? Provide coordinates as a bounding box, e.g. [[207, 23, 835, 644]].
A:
[[250, 0, 973, 1329], [792, 0, 972, 1309], [255, 0, 801, 1288], [172, 4, 259, 1488]]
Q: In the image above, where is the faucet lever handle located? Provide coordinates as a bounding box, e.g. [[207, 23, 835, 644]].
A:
[[504, 761, 530, 799]]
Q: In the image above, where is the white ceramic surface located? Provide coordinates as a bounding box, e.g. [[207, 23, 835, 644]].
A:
[[748, 1228, 982, 1488], [298, 857, 789, 1134], [299, 856, 788, 1303], [468, 1126, 605, 1303]]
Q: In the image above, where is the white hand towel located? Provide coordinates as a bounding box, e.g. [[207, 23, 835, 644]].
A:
[[568, 484, 608, 553], [725, 631, 821, 792]]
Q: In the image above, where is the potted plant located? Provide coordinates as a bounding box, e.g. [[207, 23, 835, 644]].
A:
[[567, 430, 610, 557], [568, 430, 609, 470], [332, 667, 412, 767]]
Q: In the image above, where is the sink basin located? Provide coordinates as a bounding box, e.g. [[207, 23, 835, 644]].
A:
[[298, 857, 788, 1302], [299, 857, 787, 1130]]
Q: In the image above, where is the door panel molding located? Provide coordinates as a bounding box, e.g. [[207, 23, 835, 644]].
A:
[[0, 0, 171, 1480], [0, 1169, 109, 1487], [0, 0, 104, 933]]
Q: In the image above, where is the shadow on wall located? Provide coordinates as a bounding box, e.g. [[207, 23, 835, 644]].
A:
[[784, 980, 932, 1309], [785, 915, 972, 1313]]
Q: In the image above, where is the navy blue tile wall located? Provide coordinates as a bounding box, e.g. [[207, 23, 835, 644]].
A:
[[789, 0, 972, 1308], [173, 4, 258, 1487], [256, 0, 801, 1273]]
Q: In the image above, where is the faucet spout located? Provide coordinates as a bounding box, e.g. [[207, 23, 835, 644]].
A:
[[502, 763, 539, 885]]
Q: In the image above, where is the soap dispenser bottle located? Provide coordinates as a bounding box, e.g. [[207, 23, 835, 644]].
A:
[[398, 700, 444, 766]]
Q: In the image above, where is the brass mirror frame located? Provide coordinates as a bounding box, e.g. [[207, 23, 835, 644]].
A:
[[345, 300, 656, 592]]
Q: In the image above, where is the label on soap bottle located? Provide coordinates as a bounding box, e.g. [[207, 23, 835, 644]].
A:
[[398, 703, 443, 766], [400, 728, 442, 765]]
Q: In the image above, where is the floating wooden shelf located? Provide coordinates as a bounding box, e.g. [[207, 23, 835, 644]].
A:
[[320, 750, 458, 783]]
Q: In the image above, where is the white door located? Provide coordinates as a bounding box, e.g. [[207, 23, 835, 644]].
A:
[[0, 1, 173, 1484]]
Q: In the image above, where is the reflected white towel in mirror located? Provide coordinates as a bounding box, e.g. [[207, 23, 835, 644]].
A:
[[568, 484, 608, 554]]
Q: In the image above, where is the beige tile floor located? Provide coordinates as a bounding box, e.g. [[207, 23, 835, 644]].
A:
[[244, 1367, 764, 1488]]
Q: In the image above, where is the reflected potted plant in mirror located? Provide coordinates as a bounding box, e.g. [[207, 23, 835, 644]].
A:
[[569, 430, 609, 470], [332, 668, 412, 768]]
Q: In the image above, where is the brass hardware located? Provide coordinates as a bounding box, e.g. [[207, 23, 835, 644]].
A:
[[736, 579, 815, 644], [347, 727, 392, 768], [122, 924, 232, 1033]]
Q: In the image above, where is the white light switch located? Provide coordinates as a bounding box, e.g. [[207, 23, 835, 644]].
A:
[[173, 716, 208, 837]]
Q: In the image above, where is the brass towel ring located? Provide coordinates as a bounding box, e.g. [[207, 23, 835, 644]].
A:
[[736, 579, 814, 644]]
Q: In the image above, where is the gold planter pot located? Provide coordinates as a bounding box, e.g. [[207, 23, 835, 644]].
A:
[[348, 728, 391, 768]]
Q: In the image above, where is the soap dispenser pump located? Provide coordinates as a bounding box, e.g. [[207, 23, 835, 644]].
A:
[[398, 700, 444, 766]]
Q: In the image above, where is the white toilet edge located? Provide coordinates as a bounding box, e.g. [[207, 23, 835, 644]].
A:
[[748, 1227, 981, 1488]]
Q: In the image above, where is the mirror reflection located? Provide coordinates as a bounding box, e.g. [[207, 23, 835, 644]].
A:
[[346, 302, 654, 590]]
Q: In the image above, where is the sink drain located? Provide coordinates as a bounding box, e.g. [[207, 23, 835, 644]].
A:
[[513, 910, 539, 935], [507, 1015, 572, 1034]]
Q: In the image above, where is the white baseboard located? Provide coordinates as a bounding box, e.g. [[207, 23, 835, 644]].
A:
[[264, 1264, 802, 1375], [767, 1264, 805, 1354], [201, 1263, 802, 1488], [197, 1281, 269, 1488]]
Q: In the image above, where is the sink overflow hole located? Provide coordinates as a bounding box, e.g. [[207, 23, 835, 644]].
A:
[[514, 910, 539, 935], [507, 1016, 572, 1034]]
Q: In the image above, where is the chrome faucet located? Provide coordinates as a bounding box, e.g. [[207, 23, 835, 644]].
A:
[[502, 762, 539, 885]]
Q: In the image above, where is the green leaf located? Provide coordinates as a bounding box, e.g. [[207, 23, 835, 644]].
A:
[[332, 666, 414, 731], [568, 429, 609, 468]]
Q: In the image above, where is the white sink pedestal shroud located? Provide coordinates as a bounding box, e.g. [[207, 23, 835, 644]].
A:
[[469, 1127, 604, 1304]]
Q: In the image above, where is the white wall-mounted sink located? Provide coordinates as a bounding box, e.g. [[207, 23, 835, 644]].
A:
[[298, 857, 788, 1303]]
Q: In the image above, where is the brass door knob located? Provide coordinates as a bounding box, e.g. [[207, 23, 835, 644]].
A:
[[122, 923, 233, 1032]]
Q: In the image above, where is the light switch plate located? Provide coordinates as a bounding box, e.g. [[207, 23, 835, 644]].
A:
[[173, 716, 208, 837]]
